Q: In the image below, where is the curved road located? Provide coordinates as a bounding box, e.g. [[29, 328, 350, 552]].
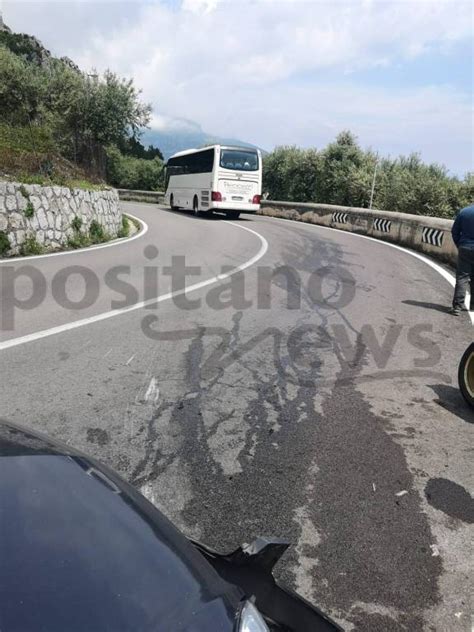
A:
[[1, 202, 472, 631]]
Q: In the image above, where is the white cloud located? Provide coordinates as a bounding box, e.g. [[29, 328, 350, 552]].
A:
[[182, 0, 220, 14], [150, 114, 203, 132], [3, 0, 472, 173]]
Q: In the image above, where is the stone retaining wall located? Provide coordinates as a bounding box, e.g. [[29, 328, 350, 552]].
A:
[[0, 181, 121, 256], [259, 201, 457, 266]]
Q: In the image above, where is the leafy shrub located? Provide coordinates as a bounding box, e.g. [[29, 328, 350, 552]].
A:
[[67, 219, 111, 248], [0, 231, 10, 256], [0, 122, 56, 153], [71, 215, 82, 232], [89, 219, 108, 244], [67, 233, 91, 249], [106, 145, 164, 191], [117, 215, 130, 238], [20, 236, 44, 256], [19, 184, 30, 199], [24, 201, 34, 218]]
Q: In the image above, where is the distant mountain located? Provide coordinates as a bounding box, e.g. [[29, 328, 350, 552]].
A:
[[0, 13, 12, 33], [142, 117, 264, 160]]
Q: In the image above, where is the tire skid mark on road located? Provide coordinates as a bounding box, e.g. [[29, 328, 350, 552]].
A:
[[150, 232, 337, 611], [139, 230, 346, 590], [173, 306, 345, 601], [263, 215, 474, 326]]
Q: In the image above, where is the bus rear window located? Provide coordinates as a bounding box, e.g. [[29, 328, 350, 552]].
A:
[[220, 149, 259, 171]]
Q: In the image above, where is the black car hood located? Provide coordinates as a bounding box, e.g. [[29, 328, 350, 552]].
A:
[[0, 421, 241, 632]]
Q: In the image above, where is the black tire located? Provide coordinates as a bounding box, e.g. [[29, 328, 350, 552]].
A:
[[458, 343, 474, 409], [170, 194, 178, 211], [226, 211, 240, 220], [193, 196, 201, 217]]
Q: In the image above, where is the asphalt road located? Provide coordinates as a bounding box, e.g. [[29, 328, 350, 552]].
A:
[[1, 202, 472, 631]]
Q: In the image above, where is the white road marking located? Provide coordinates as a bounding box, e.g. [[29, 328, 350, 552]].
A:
[[103, 348, 112, 358], [266, 215, 474, 326], [0, 221, 268, 351], [0, 212, 148, 264], [144, 377, 160, 404], [125, 354, 135, 366]]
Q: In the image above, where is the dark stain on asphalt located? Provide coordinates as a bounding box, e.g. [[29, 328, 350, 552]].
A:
[[312, 365, 441, 624], [175, 317, 441, 629], [130, 399, 174, 488], [86, 427, 110, 446], [276, 228, 442, 622], [58, 351, 69, 361], [425, 478, 474, 524], [128, 229, 443, 631]]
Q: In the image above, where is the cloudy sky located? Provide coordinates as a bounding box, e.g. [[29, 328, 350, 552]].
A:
[[2, 0, 473, 174]]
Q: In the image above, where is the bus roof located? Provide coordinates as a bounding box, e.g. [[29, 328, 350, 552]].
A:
[[168, 145, 259, 160]]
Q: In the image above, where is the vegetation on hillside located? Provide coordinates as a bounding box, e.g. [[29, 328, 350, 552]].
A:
[[106, 146, 163, 191], [0, 29, 164, 190], [263, 132, 473, 218]]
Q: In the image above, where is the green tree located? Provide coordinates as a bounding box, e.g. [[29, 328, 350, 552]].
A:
[[262, 132, 471, 218], [1, 39, 154, 181], [263, 146, 321, 202], [119, 136, 163, 160], [106, 145, 163, 191], [85, 71, 151, 146], [319, 131, 369, 206], [0, 46, 45, 124]]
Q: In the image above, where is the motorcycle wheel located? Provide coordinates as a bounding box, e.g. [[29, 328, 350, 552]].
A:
[[458, 343, 474, 409]]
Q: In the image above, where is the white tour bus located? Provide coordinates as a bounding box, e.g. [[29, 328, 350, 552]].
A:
[[164, 145, 262, 219]]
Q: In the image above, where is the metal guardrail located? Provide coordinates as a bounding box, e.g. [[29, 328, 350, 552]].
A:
[[117, 189, 165, 203], [116, 189, 457, 266], [258, 200, 456, 266]]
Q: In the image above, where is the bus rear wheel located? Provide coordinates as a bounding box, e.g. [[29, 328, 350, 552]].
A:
[[193, 196, 202, 217], [458, 343, 474, 409], [226, 211, 240, 220], [170, 195, 178, 211]]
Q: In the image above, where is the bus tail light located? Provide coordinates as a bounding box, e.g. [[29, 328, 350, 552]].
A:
[[252, 195, 261, 205], [211, 191, 222, 202]]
